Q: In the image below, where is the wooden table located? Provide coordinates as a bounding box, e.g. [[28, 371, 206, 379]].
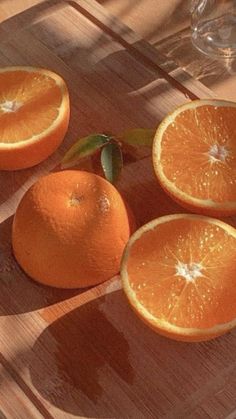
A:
[[0, 1, 236, 418], [97, 0, 236, 102]]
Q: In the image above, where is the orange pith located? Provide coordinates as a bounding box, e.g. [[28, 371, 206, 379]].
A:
[[12, 170, 134, 289], [121, 214, 236, 341], [0, 66, 69, 170], [153, 100, 236, 216]]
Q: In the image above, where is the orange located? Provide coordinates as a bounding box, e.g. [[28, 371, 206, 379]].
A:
[[0, 66, 69, 170], [121, 214, 236, 342], [153, 99, 236, 216], [12, 170, 135, 288]]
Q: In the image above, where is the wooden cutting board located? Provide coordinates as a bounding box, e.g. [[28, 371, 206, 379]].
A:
[[0, 1, 235, 418]]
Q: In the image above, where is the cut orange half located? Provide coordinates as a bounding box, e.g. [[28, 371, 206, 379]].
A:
[[153, 99, 236, 216], [121, 214, 236, 342], [0, 66, 70, 170]]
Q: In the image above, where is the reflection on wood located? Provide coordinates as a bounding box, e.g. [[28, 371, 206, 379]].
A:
[[155, 28, 236, 102]]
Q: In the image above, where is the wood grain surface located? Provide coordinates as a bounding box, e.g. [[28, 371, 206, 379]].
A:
[[96, 0, 236, 102], [0, 360, 44, 419], [0, 1, 236, 418]]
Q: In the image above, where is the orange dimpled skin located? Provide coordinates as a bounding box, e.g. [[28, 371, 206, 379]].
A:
[[12, 170, 135, 288], [121, 214, 236, 342], [0, 66, 70, 170]]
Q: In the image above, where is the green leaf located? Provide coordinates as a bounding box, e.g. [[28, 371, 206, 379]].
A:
[[61, 134, 111, 169], [101, 142, 123, 184], [119, 128, 155, 147]]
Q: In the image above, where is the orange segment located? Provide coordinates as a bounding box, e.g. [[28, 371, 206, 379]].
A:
[[121, 214, 236, 341], [0, 66, 69, 170], [153, 100, 236, 215]]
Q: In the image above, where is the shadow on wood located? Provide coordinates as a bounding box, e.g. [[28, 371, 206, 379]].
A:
[[29, 289, 236, 418], [29, 292, 135, 417], [95, 0, 189, 45]]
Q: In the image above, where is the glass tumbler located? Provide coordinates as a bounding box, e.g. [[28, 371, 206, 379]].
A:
[[191, 0, 236, 58]]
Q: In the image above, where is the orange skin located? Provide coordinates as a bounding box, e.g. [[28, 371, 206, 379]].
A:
[[12, 170, 135, 288]]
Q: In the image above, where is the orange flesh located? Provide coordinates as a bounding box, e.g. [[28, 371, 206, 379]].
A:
[[0, 70, 62, 143], [127, 218, 236, 329], [161, 105, 236, 202]]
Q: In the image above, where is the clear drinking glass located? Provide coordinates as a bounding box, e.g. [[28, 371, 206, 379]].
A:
[[191, 0, 236, 58]]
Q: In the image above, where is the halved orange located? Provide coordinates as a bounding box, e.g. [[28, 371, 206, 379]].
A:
[[0, 66, 70, 170], [153, 99, 236, 216], [121, 214, 236, 342]]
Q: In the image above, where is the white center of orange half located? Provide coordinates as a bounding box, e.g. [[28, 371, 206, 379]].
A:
[[175, 261, 203, 283], [208, 144, 229, 162], [0, 100, 22, 113]]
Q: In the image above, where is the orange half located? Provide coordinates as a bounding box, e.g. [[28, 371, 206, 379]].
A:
[[153, 99, 236, 216], [121, 214, 236, 341], [0, 66, 70, 170]]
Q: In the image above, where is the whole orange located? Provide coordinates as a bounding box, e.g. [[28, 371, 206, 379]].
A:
[[12, 170, 135, 288]]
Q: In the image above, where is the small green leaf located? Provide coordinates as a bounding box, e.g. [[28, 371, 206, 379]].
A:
[[61, 134, 111, 169], [119, 128, 155, 147], [101, 142, 123, 184]]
